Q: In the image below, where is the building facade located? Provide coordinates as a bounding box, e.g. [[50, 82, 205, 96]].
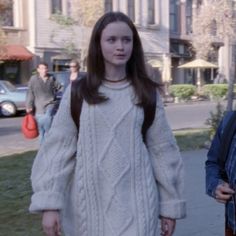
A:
[[26, 0, 170, 77], [2, 0, 234, 86], [170, 0, 236, 85], [0, 0, 33, 84]]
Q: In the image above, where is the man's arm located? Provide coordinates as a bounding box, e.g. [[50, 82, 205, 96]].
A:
[[25, 77, 35, 113], [206, 112, 236, 199]]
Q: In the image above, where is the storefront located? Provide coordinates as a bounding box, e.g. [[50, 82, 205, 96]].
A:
[[0, 45, 34, 84]]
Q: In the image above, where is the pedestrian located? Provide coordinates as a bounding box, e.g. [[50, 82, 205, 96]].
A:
[[69, 59, 81, 82], [29, 12, 186, 236], [26, 62, 61, 143], [206, 112, 236, 236], [60, 59, 82, 95]]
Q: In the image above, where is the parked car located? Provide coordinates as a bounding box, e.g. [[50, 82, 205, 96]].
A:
[[0, 80, 27, 117], [49, 71, 70, 99]]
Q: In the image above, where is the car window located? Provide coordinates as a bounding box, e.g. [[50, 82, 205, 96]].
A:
[[0, 84, 5, 93], [3, 81, 17, 92]]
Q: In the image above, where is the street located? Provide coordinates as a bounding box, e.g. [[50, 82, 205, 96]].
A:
[[165, 100, 223, 130], [0, 100, 223, 157]]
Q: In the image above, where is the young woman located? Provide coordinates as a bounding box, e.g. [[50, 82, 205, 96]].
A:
[[69, 59, 80, 82], [29, 12, 186, 236]]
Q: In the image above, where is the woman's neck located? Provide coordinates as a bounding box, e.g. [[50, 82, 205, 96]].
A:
[[70, 72, 78, 81], [104, 65, 126, 82]]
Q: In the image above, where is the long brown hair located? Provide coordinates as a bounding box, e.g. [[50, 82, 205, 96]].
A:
[[81, 11, 161, 106]]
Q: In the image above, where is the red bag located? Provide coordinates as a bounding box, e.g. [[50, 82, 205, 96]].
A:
[[21, 113, 39, 139]]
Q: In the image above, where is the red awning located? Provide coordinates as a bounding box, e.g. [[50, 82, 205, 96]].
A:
[[0, 45, 34, 61]]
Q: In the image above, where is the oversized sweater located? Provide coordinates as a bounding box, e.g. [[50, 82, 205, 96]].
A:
[[29, 81, 186, 236]]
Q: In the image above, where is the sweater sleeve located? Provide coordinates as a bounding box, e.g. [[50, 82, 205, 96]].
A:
[[145, 91, 186, 219], [29, 85, 78, 213]]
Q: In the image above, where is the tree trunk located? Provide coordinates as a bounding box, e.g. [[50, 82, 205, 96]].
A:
[[227, 64, 235, 111]]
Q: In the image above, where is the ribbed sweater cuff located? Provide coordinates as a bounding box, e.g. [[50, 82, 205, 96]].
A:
[[29, 191, 64, 213], [159, 200, 186, 219]]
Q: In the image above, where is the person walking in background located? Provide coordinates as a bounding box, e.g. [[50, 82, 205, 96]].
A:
[[206, 112, 236, 236], [26, 62, 61, 143], [69, 59, 81, 82], [60, 59, 82, 95], [29, 12, 186, 236]]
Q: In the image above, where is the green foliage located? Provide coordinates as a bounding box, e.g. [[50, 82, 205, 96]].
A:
[[174, 129, 210, 151], [202, 84, 228, 100], [169, 84, 196, 100], [205, 102, 225, 139], [50, 12, 77, 27]]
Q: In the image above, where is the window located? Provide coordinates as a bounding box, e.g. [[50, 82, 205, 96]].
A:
[[51, 0, 74, 16], [170, 0, 179, 33], [105, 0, 113, 12], [148, 0, 155, 24], [51, 0, 62, 14], [128, 0, 135, 22], [186, 0, 192, 34], [210, 19, 217, 36], [0, 0, 13, 26]]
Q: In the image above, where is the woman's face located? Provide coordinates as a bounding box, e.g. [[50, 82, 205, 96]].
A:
[[69, 62, 80, 73], [100, 21, 133, 69]]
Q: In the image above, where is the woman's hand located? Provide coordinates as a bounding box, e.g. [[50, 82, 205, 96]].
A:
[[215, 182, 235, 204], [42, 210, 61, 236], [160, 217, 176, 236]]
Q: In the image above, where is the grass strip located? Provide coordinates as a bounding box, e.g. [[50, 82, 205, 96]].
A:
[[0, 151, 41, 236], [174, 128, 210, 151]]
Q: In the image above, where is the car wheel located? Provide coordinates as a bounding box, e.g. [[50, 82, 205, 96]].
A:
[[1, 102, 17, 117]]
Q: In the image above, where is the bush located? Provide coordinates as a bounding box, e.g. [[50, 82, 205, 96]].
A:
[[202, 84, 228, 100], [205, 102, 225, 139], [169, 84, 196, 101]]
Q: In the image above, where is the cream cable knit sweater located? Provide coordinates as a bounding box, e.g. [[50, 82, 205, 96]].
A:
[[29, 81, 186, 236]]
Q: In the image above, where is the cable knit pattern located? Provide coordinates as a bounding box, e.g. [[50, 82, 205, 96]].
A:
[[29, 81, 186, 236]]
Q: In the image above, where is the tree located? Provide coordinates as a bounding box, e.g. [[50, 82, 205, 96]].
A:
[[191, 0, 235, 59], [191, 0, 236, 110], [50, 12, 78, 60], [0, 0, 11, 51], [50, 0, 103, 69]]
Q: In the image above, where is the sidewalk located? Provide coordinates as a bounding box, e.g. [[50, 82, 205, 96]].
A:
[[0, 132, 38, 157], [174, 149, 224, 236]]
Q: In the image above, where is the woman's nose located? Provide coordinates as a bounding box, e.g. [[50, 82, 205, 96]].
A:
[[116, 40, 124, 50]]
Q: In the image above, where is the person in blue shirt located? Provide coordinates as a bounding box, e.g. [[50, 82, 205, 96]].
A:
[[206, 111, 236, 236]]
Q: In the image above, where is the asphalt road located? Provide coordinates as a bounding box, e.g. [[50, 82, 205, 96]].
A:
[[165, 100, 226, 130], [0, 100, 224, 157]]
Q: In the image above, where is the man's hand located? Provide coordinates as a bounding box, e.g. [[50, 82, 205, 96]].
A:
[[42, 210, 61, 236], [215, 182, 235, 204], [160, 217, 176, 236], [26, 108, 33, 113]]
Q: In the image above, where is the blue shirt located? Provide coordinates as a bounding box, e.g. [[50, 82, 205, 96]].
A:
[[206, 111, 236, 232]]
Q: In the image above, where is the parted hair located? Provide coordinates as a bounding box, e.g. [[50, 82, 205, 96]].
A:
[[81, 11, 161, 106]]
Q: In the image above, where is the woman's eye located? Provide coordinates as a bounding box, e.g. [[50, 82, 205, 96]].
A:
[[107, 37, 116, 42], [123, 37, 131, 43]]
